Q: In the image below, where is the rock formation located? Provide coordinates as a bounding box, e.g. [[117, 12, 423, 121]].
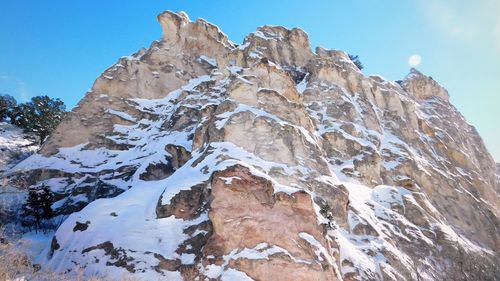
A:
[[6, 11, 499, 281]]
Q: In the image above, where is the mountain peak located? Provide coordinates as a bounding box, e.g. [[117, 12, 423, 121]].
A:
[[3, 10, 499, 281], [241, 24, 313, 67], [402, 67, 450, 101], [157, 10, 235, 54]]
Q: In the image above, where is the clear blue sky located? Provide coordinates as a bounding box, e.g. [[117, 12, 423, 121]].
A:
[[1, 0, 499, 161]]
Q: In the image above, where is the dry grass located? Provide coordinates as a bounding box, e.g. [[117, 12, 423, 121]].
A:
[[179, 266, 199, 281], [0, 238, 138, 281], [0, 239, 33, 281]]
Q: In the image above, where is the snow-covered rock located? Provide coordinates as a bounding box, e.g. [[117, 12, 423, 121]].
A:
[[4, 11, 499, 281]]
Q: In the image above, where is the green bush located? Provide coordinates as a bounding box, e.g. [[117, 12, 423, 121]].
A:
[[348, 54, 364, 70], [9, 95, 67, 144], [20, 185, 55, 232], [0, 94, 17, 122]]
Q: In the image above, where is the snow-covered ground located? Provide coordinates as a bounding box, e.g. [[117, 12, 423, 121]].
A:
[[0, 122, 39, 238], [0, 122, 38, 174]]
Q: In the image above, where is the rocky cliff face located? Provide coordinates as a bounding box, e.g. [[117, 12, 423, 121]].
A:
[[8, 11, 499, 281]]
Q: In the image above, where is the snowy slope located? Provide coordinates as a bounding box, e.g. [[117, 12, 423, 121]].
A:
[[0, 122, 39, 234], [0, 122, 38, 173]]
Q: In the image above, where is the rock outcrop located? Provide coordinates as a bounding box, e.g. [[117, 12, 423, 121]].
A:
[[6, 11, 499, 281]]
